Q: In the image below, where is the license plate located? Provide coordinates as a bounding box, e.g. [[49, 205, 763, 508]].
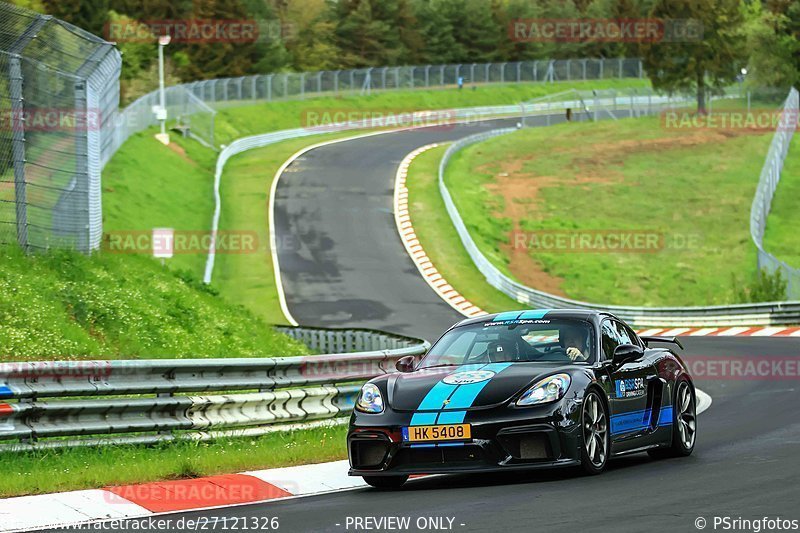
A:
[[402, 424, 471, 442]]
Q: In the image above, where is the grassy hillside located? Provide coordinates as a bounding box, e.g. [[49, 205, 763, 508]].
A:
[[444, 115, 774, 307], [764, 135, 800, 270], [0, 244, 306, 361]]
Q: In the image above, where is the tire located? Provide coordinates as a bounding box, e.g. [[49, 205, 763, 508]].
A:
[[362, 475, 408, 489], [648, 379, 696, 459], [580, 390, 610, 475]]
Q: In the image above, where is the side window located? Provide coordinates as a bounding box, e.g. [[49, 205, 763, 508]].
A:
[[613, 321, 633, 345], [601, 321, 621, 360], [620, 323, 643, 348]]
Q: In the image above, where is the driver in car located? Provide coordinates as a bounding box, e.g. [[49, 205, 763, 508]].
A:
[[561, 325, 590, 362]]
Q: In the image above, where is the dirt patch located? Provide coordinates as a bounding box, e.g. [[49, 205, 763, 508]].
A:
[[166, 141, 197, 166], [480, 128, 764, 294]]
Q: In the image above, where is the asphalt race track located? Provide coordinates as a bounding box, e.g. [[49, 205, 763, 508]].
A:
[[75, 116, 800, 532], [276, 116, 549, 341]]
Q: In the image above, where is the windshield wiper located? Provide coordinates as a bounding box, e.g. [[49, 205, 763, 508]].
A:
[[418, 363, 459, 370]]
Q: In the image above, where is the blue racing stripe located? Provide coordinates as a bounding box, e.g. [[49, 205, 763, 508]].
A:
[[610, 406, 674, 435], [517, 309, 550, 320], [436, 410, 467, 424], [0, 386, 12, 399], [492, 311, 522, 322], [410, 412, 438, 425], [442, 362, 512, 418], [416, 381, 459, 411]]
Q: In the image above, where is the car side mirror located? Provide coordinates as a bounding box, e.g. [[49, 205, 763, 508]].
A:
[[613, 344, 644, 366], [395, 355, 415, 373]]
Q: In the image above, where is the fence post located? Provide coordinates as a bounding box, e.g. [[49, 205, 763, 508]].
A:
[[599, 58, 604, 79], [439, 65, 444, 85], [409, 66, 415, 89], [317, 71, 323, 94], [8, 54, 28, 251], [334, 70, 339, 94], [618, 58, 623, 79], [267, 74, 273, 101], [424, 65, 430, 87], [300, 73, 305, 99]]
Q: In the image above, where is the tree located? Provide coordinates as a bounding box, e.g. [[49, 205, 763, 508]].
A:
[[743, 1, 799, 89], [640, 0, 747, 113]]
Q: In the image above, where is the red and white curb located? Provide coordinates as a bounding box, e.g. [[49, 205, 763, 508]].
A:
[[636, 326, 800, 337], [393, 144, 486, 319], [0, 460, 366, 532]]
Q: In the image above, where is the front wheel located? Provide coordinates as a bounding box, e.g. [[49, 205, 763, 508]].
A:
[[580, 390, 610, 475], [648, 379, 696, 459], [363, 475, 408, 489]]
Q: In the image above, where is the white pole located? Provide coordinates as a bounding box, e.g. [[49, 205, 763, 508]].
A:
[[158, 42, 166, 136]]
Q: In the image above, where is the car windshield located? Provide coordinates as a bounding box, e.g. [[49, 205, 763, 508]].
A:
[[419, 318, 595, 368]]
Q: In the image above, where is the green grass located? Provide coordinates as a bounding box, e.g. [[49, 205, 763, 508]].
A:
[[0, 423, 347, 497], [763, 134, 800, 269], [445, 116, 774, 306], [405, 145, 522, 313], [102, 131, 218, 275], [0, 244, 306, 361], [214, 132, 371, 324], [213, 79, 650, 145]]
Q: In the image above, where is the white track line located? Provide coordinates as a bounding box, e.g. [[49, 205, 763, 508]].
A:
[[696, 388, 712, 415]]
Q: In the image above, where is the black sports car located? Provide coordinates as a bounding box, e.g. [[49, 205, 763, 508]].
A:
[[347, 309, 697, 488]]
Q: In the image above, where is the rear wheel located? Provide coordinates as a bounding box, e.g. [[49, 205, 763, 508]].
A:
[[648, 379, 696, 459], [363, 475, 408, 489], [580, 390, 609, 475]]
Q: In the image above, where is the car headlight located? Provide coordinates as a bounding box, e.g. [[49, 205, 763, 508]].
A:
[[516, 373, 571, 406], [356, 383, 384, 413]]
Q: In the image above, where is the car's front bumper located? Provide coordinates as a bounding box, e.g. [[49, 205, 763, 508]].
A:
[[347, 400, 583, 476]]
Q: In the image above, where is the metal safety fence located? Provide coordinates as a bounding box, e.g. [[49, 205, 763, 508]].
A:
[[0, 3, 121, 253], [0, 327, 429, 452], [750, 87, 800, 298], [438, 96, 800, 327], [113, 58, 643, 154]]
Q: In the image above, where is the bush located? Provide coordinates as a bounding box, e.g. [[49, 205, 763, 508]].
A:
[[733, 268, 788, 303]]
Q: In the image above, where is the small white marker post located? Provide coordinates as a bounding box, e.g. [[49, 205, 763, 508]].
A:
[[152, 227, 174, 266]]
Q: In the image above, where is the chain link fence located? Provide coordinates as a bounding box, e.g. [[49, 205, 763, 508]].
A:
[[0, 3, 121, 252], [750, 87, 799, 298], [112, 58, 643, 153]]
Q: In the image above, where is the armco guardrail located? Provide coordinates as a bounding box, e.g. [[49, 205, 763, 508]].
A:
[[750, 87, 800, 299], [438, 111, 800, 327], [203, 91, 702, 284], [0, 327, 429, 452]]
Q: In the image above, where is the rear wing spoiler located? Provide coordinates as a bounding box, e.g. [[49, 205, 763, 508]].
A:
[[640, 336, 684, 350]]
